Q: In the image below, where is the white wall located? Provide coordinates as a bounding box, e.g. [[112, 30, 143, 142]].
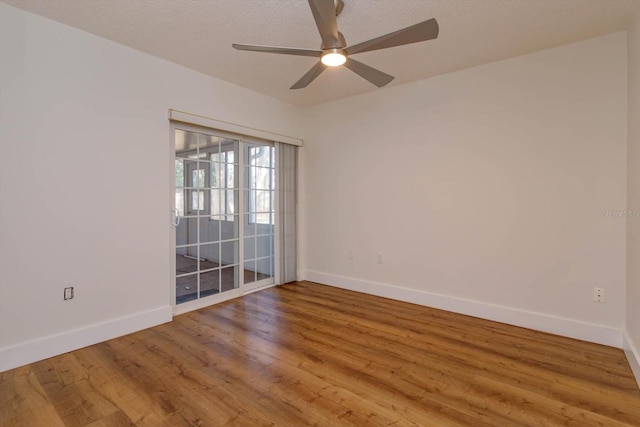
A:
[[625, 6, 640, 386], [300, 32, 628, 346], [0, 1, 635, 374], [0, 3, 302, 371]]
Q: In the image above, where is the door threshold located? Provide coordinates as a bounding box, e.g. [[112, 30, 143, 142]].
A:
[[243, 283, 277, 295]]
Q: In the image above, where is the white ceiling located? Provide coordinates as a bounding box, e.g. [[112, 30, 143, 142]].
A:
[[3, 0, 638, 106]]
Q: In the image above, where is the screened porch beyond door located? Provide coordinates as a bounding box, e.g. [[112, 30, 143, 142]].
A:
[[174, 126, 276, 307], [175, 254, 270, 303]]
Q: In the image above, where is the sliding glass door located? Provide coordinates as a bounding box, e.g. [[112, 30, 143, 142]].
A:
[[243, 143, 275, 291], [172, 125, 275, 312]]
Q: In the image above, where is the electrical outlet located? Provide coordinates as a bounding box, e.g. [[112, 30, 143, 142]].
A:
[[347, 249, 354, 260], [593, 287, 605, 303], [64, 286, 74, 300], [377, 253, 383, 264]]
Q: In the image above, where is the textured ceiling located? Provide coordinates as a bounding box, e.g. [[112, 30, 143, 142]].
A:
[[3, 0, 638, 106]]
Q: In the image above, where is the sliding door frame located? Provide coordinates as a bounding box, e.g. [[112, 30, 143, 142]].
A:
[[170, 121, 279, 315]]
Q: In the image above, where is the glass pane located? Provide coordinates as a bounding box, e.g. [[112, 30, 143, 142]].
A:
[[196, 191, 205, 212], [176, 246, 199, 275], [228, 164, 238, 188], [175, 129, 198, 156], [199, 217, 219, 244], [220, 163, 227, 189], [257, 257, 273, 279], [183, 160, 198, 186], [200, 270, 219, 298], [192, 169, 205, 189], [244, 214, 256, 236], [200, 243, 220, 270], [221, 164, 238, 189], [210, 163, 220, 188], [188, 190, 205, 213], [175, 189, 185, 216], [175, 159, 185, 187], [210, 189, 222, 216], [254, 167, 271, 190], [243, 166, 251, 189], [220, 215, 239, 240], [256, 221, 274, 235], [221, 139, 238, 162], [243, 190, 251, 214], [176, 217, 198, 246], [255, 213, 271, 225], [176, 274, 197, 304], [254, 190, 271, 212], [206, 147, 224, 162], [244, 237, 256, 260], [251, 146, 272, 167], [226, 189, 238, 216], [221, 266, 238, 292], [244, 260, 256, 284], [199, 135, 220, 158], [221, 240, 238, 266], [201, 188, 211, 212], [210, 189, 238, 218], [257, 235, 272, 258]]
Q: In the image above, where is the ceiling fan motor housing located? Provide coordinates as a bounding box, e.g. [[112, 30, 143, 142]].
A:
[[321, 31, 346, 50]]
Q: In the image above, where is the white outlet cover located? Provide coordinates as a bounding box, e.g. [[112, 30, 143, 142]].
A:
[[593, 287, 605, 303]]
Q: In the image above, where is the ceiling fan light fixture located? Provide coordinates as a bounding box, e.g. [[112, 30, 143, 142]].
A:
[[232, 0, 439, 89], [321, 49, 347, 67]]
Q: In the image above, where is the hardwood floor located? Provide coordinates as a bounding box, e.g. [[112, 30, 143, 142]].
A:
[[1, 281, 639, 426]]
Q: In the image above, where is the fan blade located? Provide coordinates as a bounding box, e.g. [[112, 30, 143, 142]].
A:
[[308, 0, 341, 48], [343, 58, 394, 87], [346, 18, 439, 55], [232, 44, 321, 57], [291, 62, 327, 89]]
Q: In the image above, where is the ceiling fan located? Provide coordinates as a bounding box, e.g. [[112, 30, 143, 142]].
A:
[[232, 0, 439, 89]]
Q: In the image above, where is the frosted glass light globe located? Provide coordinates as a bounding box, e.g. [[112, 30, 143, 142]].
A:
[[321, 50, 347, 67]]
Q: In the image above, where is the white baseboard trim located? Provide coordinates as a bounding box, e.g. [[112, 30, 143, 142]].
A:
[[302, 270, 623, 348], [0, 305, 172, 372], [623, 331, 640, 389]]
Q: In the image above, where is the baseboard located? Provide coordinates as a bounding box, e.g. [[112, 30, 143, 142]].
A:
[[623, 331, 640, 389], [0, 305, 172, 372], [302, 270, 623, 348]]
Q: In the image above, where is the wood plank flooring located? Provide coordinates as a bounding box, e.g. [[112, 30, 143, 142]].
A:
[[1, 281, 639, 426]]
